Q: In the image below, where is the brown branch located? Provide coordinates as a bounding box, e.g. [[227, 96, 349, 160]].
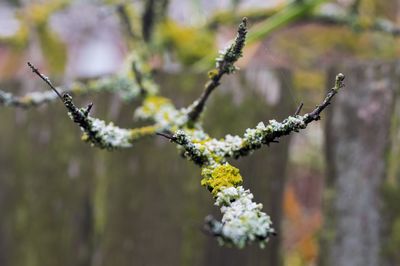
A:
[[294, 102, 304, 116]]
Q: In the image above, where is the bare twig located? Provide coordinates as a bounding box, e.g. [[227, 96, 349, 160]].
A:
[[294, 102, 304, 115], [27, 62, 63, 100], [83, 102, 93, 117], [303, 73, 345, 124]]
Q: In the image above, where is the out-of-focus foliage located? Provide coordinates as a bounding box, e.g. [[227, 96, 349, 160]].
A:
[[0, 0, 68, 74], [283, 186, 321, 266], [157, 20, 215, 65]]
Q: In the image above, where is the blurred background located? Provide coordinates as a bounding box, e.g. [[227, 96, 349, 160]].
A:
[[1, 0, 400, 265]]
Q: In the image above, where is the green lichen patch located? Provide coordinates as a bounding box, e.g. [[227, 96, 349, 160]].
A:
[[201, 164, 243, 196]]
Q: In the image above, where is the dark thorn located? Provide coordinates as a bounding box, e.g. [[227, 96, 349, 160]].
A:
[[156, 132, 176, 141], [83, 103, 93, 116], [294, 102, 304, 116]]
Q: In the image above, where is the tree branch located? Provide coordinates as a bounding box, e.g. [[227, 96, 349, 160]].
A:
[[22, 14, 345, 249], [0, 74, 152, 109], [28, 62, 63, 99], [186, 17, 248, 123], [27, 62, 158, 149], [169, 73, 345, 161]]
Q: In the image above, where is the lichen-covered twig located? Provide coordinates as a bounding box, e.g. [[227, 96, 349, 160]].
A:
[[0, 89, 61, 108], [186, 17, 248, 123], [27, 62, 158, 149]]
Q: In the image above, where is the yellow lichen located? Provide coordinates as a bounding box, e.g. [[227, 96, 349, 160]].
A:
[[208, 69, 219, 79], [140, 96, 172, 116], [144, 96, 171, 107], [130, 125, 158, 139], [201, 164, 243, 196], [81, 133, 89, 142]]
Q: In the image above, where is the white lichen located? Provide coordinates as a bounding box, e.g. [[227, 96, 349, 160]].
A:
[[214, 186, 274, 248]]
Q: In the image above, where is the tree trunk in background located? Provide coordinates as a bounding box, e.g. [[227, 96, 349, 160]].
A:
[[0, 67, 293, 266], [322, 62, 396, 266]]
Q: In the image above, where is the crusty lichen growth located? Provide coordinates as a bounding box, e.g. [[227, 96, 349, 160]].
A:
[[168, 129, 274, 248], [63, 94, 135, 149], [209, 186, 274, 248], [215, 17, 247, 74], [201, 164, 243, 196]]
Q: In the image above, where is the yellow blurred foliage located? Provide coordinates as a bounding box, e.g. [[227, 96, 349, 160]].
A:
[[283, 186, 321, 266]]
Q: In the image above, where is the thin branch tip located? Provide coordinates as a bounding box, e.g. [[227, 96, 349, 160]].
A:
[[186, 17, 249, 123], [335, 73, 345, 90], [83, 102, 93, 116], [27, 62, 63, 100], [294, 102, 304, 115]]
